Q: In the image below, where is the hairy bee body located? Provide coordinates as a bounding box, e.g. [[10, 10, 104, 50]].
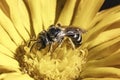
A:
[[29, 24, 83, 52]]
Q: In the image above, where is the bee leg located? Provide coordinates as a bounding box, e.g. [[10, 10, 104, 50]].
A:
[[52, 39, 63, 52], [48, 44, 51, 52], [57, 40, 64, 48], [37, 42, 46, 51], [28, 40, 36, 47], [27, 39, 36, 47], [29, 41, 37, 52], [68, 38, 75, 49], [48, 43, 52, 52]]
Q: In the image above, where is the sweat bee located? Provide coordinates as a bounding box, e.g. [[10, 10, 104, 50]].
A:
[[29, 24, 84, 52]]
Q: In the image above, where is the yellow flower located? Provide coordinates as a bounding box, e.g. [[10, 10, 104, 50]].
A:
[[0, 0, 120, 80]]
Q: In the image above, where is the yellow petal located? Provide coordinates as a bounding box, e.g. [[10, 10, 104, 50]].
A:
[[57, 0, 77, 26], [88, 28, 120, 49], [88, 36, 120, 60], [16, 0, 31, 36], [0, 52, 19, 69], [27, 0, 42, 36], [0, 72, 34, 80], [81, 67, 120, 78], [27, 0, 56, 36], [41, 0, 56, 29], [0, 65, 19, 73], [0, 1, 10, 18], [83, 78, 120, 80], [55, 0, 66, 23], [106, 20, 120, 30], [87, 42, 120, 60], [72, 0, 104, 30], [88, 5, 120, 30], [83, 11, 120, 44], [0, 44, 14, 58], [5, 0, 30, 41], [0, 9, 23, 45], [86, 49, 120, 67], [0, 25, 17, 52]]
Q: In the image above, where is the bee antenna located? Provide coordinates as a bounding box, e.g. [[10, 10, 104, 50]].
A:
[[56, 23, 61, 27], [42, 24, 46, 31], [49, 24, 54, 28]]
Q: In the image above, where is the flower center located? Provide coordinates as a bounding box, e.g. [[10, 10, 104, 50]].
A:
[[15, 39, 87, 80]]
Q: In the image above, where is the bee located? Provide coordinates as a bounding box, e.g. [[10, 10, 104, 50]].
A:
[[64, 26, 83, 47], [29, 24, 84, 52]]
